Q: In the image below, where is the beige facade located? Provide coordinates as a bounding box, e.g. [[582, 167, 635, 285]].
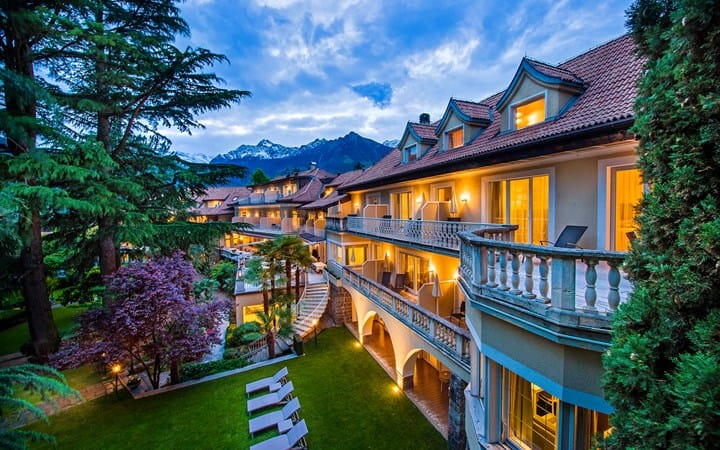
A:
[[322, 35, 640, 449]]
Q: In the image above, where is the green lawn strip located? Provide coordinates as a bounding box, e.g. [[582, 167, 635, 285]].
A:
[[28, 327, 446, 450], [0, 305, 88, 356]]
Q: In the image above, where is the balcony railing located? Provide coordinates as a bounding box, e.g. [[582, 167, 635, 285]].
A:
[[325, 217, 348, 232], [342, 266, 471, 370], [458, 231, 631, 331], [346, 216, 516, 252]]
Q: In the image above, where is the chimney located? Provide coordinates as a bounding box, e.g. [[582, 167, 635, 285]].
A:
[[419, 113, 430, 124], [309, 161, 317, 170]]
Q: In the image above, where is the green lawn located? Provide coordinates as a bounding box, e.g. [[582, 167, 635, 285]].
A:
[[28, 327, 446, 449], [0, 306, 88, 356]]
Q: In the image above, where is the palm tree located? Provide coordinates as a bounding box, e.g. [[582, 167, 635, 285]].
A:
[[273, 236, 313, 301]]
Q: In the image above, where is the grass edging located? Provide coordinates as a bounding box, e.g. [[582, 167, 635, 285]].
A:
[[130, 352, 300, 400]]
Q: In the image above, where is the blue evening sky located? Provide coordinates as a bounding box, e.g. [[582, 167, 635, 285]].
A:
[[167, 0, 633, 157]]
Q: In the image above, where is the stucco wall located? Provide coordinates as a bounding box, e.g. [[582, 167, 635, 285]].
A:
[[476, 313, 606, 405]]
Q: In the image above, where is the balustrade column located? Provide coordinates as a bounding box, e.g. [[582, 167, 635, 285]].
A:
[[486, 247, 498, 288], [584, 258, 598, 311], [522, 254, 536, 299], [510, 250, 522, 295], [607, 261, 621, 312], [539, 256, 549, 303], [498, 249, 509, 291]]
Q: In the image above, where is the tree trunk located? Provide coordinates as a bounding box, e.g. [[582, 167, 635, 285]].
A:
[[95, 8, 120, 280], [262, 288, 269, 315], [295, 268, 301, 302], [285, 261, 292, 295], [267, 332, 276, 359], [170, 360, 180, 385], [21, 210, 60, 360], [98, 217, 118, 279], [3, 6, 59, 360]]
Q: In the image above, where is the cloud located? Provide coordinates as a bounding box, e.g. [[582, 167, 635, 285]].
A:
[[351, 82, 393, 107], [170, 0, 634, 157]]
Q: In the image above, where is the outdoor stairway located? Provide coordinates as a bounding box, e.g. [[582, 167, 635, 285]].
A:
[[293, 282, 329, 340]]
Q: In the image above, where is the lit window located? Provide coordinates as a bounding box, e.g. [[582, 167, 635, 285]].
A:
[[505, 369, 558, 450], [514, 97, 546, 129], [446, 127, 463, 149], [404, 144, 418, 162], [489, 174, 549, 244]]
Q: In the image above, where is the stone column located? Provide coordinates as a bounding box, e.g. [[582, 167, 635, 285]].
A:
[[448, 373, 468, 450]]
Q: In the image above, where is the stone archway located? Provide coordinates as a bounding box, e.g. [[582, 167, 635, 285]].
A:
[[400, 349, 451, 437], [362, 314, 396, 378]]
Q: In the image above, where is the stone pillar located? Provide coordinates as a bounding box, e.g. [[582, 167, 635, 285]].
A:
[[448, 373, 468, 450], [328, 285, 353, 324]]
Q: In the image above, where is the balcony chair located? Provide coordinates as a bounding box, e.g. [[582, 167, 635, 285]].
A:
[[245, 366, 289, 397], [540, 225, 588, 249], [450, 301, 466, 324], [392, 273, 407, 292], [247, 381, 295, 415], [249, 419, 308, 450], [249, 397, 301, 438], [380, 271, 392, 289]]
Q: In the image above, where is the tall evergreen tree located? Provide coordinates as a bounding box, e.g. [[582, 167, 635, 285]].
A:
[[602, 1, 720, 447], [0, 0, 91, 358], [50, 0, 250, 278]]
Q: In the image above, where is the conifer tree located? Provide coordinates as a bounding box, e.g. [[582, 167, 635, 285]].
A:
[[0, 0, 92, 358], [50, 0, 250, 278], [602, 1, 720, 447]]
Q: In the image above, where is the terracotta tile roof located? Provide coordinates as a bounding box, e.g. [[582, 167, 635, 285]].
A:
[[410, 122, 438, 141], [343, 35, 641, 191], [450, 99, 493, 122], [325, 169, 364, 188], [525, 58, 584, 84], [279, 176, 324, 203], [266, 167, 334, 184], [300, 190, 348, 210], [300, 169, 363, 209], [191, 186, 251, 216]]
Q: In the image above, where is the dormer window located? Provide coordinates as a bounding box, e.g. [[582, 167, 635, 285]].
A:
[[446, 127, 463, 149], [403, 144, 418, 162], [513, 95, 546, 130]]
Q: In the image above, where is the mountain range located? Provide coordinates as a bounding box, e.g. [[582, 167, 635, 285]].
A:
[[181, 132, 395, 182]]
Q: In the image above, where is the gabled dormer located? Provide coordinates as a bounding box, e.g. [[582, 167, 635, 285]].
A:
[[434, 99, 492, 151], [496, 57, 586, 132], [397, 114, 438, 164]]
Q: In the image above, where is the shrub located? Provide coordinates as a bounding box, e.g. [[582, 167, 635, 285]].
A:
[[209, 261, 236, 295], [222, 347, 247, 360], [179, 357, 249, 382], [227, 322, 263, 347]]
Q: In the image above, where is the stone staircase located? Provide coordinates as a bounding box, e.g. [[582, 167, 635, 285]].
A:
[[293, 282, 329, 340]]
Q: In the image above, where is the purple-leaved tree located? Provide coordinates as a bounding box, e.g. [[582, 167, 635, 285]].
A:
[[53, 253, 230, 388]]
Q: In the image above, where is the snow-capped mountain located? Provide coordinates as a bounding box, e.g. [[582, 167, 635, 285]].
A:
[[382, 139, 399, 148], [174, 151, 212, 164], [210, 132, 391, 181], [219, 137, 330, 160]]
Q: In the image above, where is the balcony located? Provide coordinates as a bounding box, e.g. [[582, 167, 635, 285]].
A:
[[325, 217, 348, 232], [341, 265, 471, 371], [458, 231, 632, 342], [346, 216, 516, 253]]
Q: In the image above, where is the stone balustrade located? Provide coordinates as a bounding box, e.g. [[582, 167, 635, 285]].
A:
[[342, 266, 471, 370], [346, 216, 516, 252], [458, 231, 630, 332]]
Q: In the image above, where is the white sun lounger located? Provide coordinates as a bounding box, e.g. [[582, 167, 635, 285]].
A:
[[249, 419, 308, 450], [246, 366, 289, 397], [247, 381, 294, 414], [249, 397, 301, 437]]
